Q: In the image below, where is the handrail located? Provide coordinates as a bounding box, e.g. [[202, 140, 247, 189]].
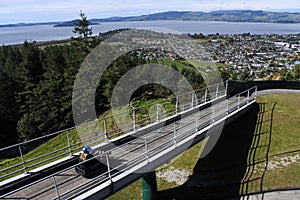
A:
[[0, 82, 226, 151], [0, 86, 256, 199], [0, 82, 227, 183]]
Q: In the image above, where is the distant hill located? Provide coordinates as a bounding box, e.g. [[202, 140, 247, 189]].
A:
[[53, 19, 98, 27], [87, 10, 300, 24], [1, 10, 300, 28], [0, 22, 57, 28]]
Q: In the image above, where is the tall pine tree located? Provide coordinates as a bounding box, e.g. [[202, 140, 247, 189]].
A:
[[16, 41, 43, 141]]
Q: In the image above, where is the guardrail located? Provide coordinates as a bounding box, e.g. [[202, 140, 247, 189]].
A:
[[227, 80, 300, 96], [0, 86, 257, 200], [0, 82, 226, 182]]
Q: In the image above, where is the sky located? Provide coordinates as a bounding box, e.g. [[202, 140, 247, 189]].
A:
[[1, 0, 300, 25]]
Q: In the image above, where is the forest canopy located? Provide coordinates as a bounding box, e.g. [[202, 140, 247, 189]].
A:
[[0, 30, 207, 147]]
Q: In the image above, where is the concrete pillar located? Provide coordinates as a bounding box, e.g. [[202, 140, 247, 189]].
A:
[[142, 171, 157, 200]]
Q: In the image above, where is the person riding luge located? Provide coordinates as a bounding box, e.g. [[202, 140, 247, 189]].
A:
[[75, 145, 106, 178]]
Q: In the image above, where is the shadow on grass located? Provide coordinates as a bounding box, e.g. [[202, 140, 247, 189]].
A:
[[156, 102, 277, 200], [240, 102, 276, 200]]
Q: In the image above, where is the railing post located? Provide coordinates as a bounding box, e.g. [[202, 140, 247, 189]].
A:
[[204, 88, 207, 103], [225, 80, 228, 97], [238, 94, 240, 108], [175, 96, 179, 114], [173, 123, 177, 147], [52, 176, 60, 199], [103, 118, 108, 142], [191, 91, 195, 108], [18, 144, 27, 174], [144, 138, 149, 162], [226, 99, 229, 115], [133, 108, 136, 132], [66, 131, 72, 157], [216, 84, 219, 99], [105, 152, 112, 182], [156, 103, 159, 123], [247, 90, 250, 103], [255, 87, 257, 101], [195, 113, 198, 136], [212, 105, 215, 123]]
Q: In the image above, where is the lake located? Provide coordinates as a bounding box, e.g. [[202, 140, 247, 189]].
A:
[[1, 20, 300, 45]]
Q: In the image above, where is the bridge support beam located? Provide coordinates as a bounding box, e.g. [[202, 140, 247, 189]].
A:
[[142, 171, 157, 200]]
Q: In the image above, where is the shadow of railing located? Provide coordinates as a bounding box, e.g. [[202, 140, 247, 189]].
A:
[[156, 102, 278, 200], [240, 102, 276, 199]]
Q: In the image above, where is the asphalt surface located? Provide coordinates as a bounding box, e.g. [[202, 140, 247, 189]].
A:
[[257, 89, 300, 96], [240, 189, 300, 200]]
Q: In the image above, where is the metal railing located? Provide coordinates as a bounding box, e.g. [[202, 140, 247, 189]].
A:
[[0, 82, 226, 182], [0, 86, 257, 199]]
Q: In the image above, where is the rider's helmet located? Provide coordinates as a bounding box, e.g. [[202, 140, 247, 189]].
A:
[[82, 145, 91, 154]]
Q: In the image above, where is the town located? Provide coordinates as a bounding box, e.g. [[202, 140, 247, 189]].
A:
[[201, 33, 300, 80], [120, 31, 300, 81]]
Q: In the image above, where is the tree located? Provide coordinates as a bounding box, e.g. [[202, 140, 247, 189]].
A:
[[220, 69, 231, 81], [16, 41, 43, 115], [32, 46, 68, 135], [72, 11, 93, 53], [0, 50, 20, 146], [16, 42, 43, 141], [295, 65, 300, 80], [73, 10, 92, 38]]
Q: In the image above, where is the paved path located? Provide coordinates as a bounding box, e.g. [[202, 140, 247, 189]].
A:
[[241, 189, 300, 200], [257, 89, 300, 96]]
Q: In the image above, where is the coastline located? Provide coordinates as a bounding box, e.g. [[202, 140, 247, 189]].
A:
[[1, 21, 300, 46]]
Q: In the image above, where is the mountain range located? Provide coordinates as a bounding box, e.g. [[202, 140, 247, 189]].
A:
[[1, 10, 300, 28], [54, 10, 300, 27]]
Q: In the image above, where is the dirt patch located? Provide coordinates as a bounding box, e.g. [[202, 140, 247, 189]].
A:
[[256, 154, 300, 172], [156, 167, 189, 185], [272, 74, 281, 80]]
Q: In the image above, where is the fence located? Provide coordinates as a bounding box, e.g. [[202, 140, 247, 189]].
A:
[[0, 82, 226, 182], [1, 86, 257, 199]]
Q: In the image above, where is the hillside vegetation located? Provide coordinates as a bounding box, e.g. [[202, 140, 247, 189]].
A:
[[0, 37, 204, 148]]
